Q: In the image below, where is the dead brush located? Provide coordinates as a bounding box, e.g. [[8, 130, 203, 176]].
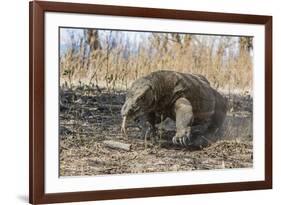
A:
[[60, 31, 252, 93]]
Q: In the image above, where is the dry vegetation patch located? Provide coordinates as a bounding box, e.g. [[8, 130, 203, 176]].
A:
[[59, 87, 252, 176]]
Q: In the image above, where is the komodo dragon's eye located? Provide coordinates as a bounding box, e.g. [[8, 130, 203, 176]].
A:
[[138, 95, 145, 101]]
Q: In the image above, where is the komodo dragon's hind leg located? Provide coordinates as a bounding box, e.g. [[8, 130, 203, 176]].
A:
[[172, 98, 194, 146], [189, 123, 212, 149]]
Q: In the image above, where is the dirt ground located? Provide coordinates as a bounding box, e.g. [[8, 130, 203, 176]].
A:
[[59, 86, 253, 176]]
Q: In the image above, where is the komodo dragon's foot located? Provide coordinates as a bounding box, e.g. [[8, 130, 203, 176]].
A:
[[172, 127, 211, 149], [172, 127, 192, 146]]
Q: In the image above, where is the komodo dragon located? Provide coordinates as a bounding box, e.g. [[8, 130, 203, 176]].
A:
[[121, 70, 227, 148]]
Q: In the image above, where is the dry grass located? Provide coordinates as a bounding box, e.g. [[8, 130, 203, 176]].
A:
[[60, 30, 253, 92]]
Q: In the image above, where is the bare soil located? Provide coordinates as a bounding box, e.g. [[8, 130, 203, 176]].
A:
[[59, 86, 253, 176]]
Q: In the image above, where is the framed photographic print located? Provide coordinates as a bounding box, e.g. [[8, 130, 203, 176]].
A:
[[29, 1, 272, 204]]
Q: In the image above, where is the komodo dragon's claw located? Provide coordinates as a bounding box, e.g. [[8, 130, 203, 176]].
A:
[[172, 128, 192, 147]]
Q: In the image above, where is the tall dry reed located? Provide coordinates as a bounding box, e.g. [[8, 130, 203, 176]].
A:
[[60, 30, 253, 93]]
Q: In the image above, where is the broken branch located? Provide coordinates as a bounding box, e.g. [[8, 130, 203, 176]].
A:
[[103, 140, 132, 151]]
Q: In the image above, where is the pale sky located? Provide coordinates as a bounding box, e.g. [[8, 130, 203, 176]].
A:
[[59, 27, 244, 57]]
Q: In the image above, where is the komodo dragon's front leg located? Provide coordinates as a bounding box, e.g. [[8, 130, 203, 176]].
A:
[[172, 98, 194, 146], [136, 112, 157, 141]]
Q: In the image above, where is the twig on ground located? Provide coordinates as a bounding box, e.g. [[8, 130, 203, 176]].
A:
[[103, 140, 132, 151]]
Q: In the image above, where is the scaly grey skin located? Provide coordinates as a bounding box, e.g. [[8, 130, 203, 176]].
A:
[[121, 70, 227, 148]]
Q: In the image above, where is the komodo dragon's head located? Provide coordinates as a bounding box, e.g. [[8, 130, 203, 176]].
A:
[[121, 79, 155, 135], [121, 79, 155, 119]]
